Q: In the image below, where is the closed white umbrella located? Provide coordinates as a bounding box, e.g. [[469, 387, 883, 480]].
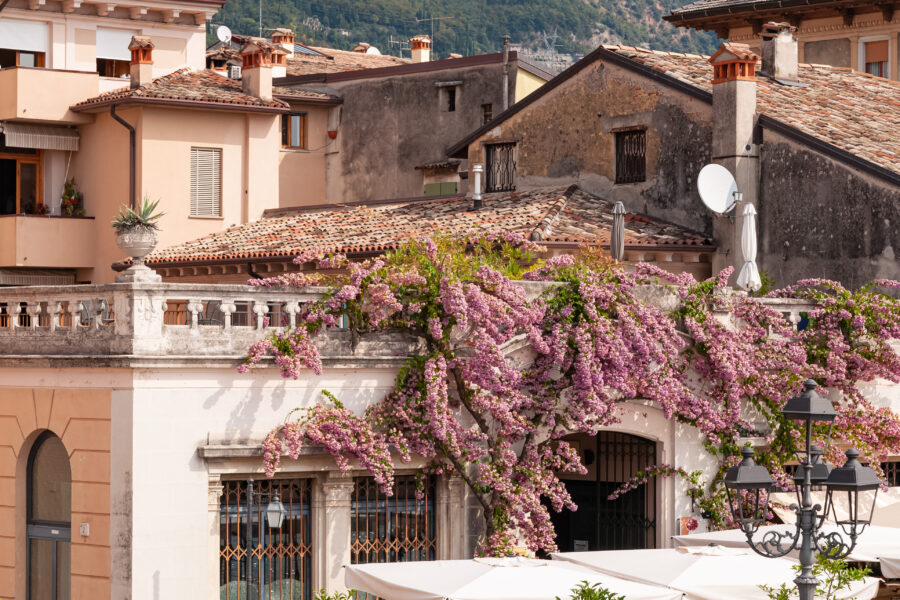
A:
[[736, 203, 761, 292], [345, 557, 682, 600], [553, 547, 879, 600], [610, 201, 626, 261]]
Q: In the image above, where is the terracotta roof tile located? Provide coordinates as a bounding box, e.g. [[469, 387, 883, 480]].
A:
[[146, 186, 713, 266], [602, 45, 900, 174], [285, 45, 408, 76], [71, 68, 338, 111]]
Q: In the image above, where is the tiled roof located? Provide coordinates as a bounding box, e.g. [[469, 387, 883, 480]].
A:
[[146, 186, 713, 265], [667, 0, 853, 19], [71, 69, 338, 111], [285, 45, 408, 76], [602, 45, 900, 175]]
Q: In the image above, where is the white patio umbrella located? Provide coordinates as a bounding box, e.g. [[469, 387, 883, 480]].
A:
[[610, 201, 626, 261], [345, 556, 682, 600], [553, 547, 879, 600], [736, 203, 761, 292], [674, 523, 900, 579]]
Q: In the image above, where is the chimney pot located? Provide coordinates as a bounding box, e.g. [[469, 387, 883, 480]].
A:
[[352, 42, 371, 53], [409, 35, 432, 63], [240, 38, 283, 100], [128, 35, 154, 89], [271, 28, 295, 57], [760, 22, 799, 82]]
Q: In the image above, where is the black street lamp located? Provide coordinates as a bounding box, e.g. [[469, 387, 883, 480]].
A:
[[245, 478, 287, 599], [724, 380, 882, 600]]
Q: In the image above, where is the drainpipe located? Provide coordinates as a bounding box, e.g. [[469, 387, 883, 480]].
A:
[[502, 35, 510, 111], [110, 104, 136, 209]]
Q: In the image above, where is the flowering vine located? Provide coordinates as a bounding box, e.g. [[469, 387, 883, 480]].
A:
[[240, 235, 900, 554]]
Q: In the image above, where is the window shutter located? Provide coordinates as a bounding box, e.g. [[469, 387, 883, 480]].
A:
[[190, 147, 222, 217]]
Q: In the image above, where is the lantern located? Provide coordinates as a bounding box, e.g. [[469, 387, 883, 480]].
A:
[[824, 448, 881, 538], [724, 446, 774, 534], [265, 493, 286, 529], [781, 380, 835, 464]]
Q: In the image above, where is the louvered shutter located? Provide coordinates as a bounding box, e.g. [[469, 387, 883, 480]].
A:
[[190, 147, 222, 217]]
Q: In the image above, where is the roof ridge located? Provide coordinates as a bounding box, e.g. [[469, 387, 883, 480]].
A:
[[529, 184, 577, 241]]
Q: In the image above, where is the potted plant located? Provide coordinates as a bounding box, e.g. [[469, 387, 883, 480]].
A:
[[112, 196, 164, 267], [61, 178, 85, 217]]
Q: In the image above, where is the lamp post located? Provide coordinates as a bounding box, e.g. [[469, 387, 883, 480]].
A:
[[724, 380, 882, 600], [245, 478, 287, 599]]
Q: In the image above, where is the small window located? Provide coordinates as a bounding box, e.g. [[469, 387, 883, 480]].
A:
[[281, 113, 307, 149], [96, 58, 130, 78], [482, 103, 493, 125], [447, 87, 456, 112], [0, 48, 45, 68], [864, 40, 888, 77], [351, 475, 437, 564], [190, 147, 222, 217], [485, 142, 516, 192], [615, 130, 646, 184]]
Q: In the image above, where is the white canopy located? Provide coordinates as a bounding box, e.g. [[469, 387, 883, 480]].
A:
[[553, 547, 879, 600], [673, 524, 900, 579], [344, 557, 683, 600], [768, 488, 900, 529]]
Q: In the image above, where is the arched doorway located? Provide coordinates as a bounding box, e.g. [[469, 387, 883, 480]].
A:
[[26, 432, 71, 600], [550, 431, 657, 551]]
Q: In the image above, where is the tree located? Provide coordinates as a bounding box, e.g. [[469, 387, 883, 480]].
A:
[[241, 235, 900, 554]]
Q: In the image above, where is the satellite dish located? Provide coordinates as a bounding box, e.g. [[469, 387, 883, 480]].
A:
[[216, 25, 233, 44], [365, 46, 382, 55], [697, 163, 738, 215]]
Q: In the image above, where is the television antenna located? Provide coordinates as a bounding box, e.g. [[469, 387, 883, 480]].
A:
[[388, 34, 410, 59], [697, 163, 738, 216], [414, 15, 454, 55]]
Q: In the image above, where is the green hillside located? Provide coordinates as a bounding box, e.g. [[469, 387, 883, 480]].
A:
[[212, 0, 718, 62]]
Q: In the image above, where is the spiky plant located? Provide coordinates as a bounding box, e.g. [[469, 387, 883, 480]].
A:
[[112, 196, 164, 234]]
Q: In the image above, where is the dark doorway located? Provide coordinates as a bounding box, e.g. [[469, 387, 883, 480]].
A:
[[27, 432, 71, 600], [0, 158, 15, 214], [550, 431, 657, 552]]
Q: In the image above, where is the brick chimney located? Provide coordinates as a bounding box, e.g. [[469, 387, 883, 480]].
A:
[[240, 38, 285, 100], [271, 28, 295, 57], [760, 22, 799, 82], [352, 42, 371, 53], [128, 36, 154, 89], [409, 35, 432, 63], [708, 42, 760, 279]]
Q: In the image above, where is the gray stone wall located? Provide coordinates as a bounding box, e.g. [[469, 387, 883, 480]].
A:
[[803, 39, 851, 68], [758, 131, 900, 288], [319, 61, 515, 202]]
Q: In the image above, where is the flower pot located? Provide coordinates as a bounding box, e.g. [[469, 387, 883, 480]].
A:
[[116, 227, 158, 267]]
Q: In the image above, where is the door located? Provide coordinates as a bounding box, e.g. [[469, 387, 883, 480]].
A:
[[550, 431, 657, 552], [27, 432, 71, 600]]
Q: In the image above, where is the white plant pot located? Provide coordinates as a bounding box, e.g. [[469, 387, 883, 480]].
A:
[[116, 227, 158, 266]]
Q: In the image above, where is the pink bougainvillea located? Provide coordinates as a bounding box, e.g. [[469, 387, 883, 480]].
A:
[[240, 236, 900, 555]]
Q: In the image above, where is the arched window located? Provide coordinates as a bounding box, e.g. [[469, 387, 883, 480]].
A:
[[27, 432, 71, 600]]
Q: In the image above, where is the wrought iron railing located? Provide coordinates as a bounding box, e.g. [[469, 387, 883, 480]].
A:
[[485, 142, 516, 193], [614, 130, 646, 184]]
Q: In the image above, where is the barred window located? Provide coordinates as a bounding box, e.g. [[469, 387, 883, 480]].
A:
[[351, 475, 437, 564], [190, 147, 222, 217], [615, 130, 646, 184], [485, 142, 516, 193], [220, 478, 313, 600]]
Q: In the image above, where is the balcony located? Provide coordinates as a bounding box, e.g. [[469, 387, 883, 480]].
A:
[[0, 67, 98, 124], [0, 215, 96, 268]]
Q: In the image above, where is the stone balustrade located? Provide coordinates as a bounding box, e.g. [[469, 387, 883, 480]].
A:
[[0, 282, 817, 360]]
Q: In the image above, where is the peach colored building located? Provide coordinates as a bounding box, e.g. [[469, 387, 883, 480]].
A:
[[1, 3, 340, 285]]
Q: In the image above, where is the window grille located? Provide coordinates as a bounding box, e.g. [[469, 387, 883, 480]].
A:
[[351, 475, 437, 565], [220, 478, 313, 600], [482, 103, 493, 125], [882, 461, 900, 486], [615, 130, 646, 184], [485, 143, 516, 193], [190, 147, 222, 217]]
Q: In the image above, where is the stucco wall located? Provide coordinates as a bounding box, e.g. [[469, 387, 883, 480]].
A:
[[467, 60, 715, 235], [0, 383, 111, 600], [319, 61, 515, 202], [758, 130, 900, 287], [278, 104, 332, 207]]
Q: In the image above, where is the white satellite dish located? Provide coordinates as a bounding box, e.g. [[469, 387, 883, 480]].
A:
[[365, 46, 382, 55], [216, 25, 233, 44], [697, 163, 738, 215]]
